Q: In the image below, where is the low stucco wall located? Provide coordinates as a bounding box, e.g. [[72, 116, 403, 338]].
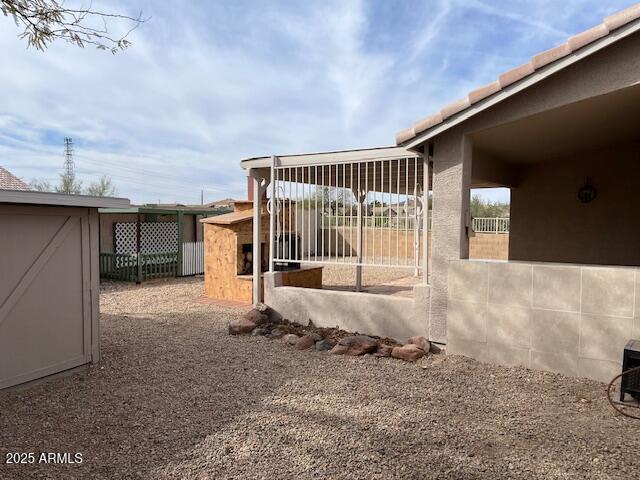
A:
[[446, 260, 640, 383], [264, 272, 430, 342]]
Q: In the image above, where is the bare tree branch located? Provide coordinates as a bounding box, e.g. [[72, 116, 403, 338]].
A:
[[1, 0, 147, 53]]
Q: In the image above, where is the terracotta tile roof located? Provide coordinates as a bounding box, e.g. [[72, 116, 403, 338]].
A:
[[0, 166, 29, 191], [396, 3, 640, 145]]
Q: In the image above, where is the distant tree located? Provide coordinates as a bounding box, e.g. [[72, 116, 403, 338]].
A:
[[29, 178, 53, 192], [1, 0, 145, 53], [470, 194, 509, 218], [55, 169, 82, 194], [85, 175, 116, 197]]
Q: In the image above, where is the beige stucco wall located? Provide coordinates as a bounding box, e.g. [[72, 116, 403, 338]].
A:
[[427, 30, 640, 345], [446, 260, 639, 383], [265, 272, 430, 341], [510, 141, 640, 265]]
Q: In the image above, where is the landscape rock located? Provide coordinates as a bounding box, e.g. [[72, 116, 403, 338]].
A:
[[391, 344, 425, 362], [268, 328, 285, 339], [282, 334, 299, 345], [296, 334, 321, 350], [251, 327, 270, 336], [330, 335, 378, 356], [374, 344, 394, 357], [315, 339, 335, 352], [408, 336, 430, 352], [255, 302, 272, 314], [228, 317, 256, 335], [429, 343, 443, 354], [243, 308, 269, 326]]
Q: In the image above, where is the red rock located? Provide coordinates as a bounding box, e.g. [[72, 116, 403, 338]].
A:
[[228, 317, 256, 335], [391, 344, 425, 362], [374, 345, 394, 357], [295, 334, 318, 350], [330, 344, 349, 355], [243, 308, 269, 325], [408, 336, 430, 352], [330, 335, 378, 356]]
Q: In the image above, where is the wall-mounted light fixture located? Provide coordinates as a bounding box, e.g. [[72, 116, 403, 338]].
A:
[[578, 177, 597, 203]]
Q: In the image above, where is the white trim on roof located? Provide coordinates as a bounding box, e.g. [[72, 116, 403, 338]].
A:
[[240, 146, 419, 169], [0, 189, 130, 208], [402, 17, 640, 151]]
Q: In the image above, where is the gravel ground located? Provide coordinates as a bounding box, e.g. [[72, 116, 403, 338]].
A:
[[1, 277, 639, 479]]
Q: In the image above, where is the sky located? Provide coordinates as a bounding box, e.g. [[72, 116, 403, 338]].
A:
[[0, 0, 633, 205]]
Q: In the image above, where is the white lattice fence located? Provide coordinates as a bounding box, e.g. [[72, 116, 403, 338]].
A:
[[114, 222, 178, 255]]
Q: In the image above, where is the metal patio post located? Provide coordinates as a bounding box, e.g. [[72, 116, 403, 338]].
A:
[[269, 156, 276, 272], [252, 170, 262, 305]]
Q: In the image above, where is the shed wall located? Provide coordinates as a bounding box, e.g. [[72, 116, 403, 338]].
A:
[[0, 204, 100, 389]]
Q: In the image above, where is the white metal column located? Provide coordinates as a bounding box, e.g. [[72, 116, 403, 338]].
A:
[[269, 156, 277, 272], [252, 171, 262, 305], [355, 192, 364, 291]]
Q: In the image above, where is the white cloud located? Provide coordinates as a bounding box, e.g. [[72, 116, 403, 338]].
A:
[[0, 0, 634, 203]]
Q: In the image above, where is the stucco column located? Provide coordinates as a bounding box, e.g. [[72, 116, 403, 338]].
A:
[[428, 132, 472, 343]]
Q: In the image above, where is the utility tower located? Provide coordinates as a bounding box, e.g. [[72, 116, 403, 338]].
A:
[[64, 137, 75, 180]]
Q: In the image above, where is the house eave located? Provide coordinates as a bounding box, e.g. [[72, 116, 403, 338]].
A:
[[401, 17, 640, 150]]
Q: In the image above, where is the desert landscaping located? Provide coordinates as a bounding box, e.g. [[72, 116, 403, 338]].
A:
[[1, 277, 639, 480]]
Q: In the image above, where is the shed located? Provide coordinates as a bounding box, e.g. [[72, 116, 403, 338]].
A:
[[201, 200, 322, 304], [0, 189, 129, 389], [98, 205, 229, 281]]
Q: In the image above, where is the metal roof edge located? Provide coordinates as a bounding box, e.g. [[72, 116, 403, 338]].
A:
[[0, 189, 130, 209]]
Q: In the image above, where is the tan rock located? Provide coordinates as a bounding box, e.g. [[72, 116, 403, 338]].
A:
[[374, 344, 394, 357], [295, 334, 318, 350], [228, 317, 256, 335], [408, 336, 430, 352], [330, 335, 378, 356], [243, 308, 269, 326], [282, 334, 299, 345], [391, 344, 425, 362]]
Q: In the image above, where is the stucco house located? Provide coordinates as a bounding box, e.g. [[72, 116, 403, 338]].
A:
[[241, 4, 640, 383]]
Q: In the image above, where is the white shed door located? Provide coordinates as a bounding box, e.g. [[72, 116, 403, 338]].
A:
[[0, 206, 91, 389]]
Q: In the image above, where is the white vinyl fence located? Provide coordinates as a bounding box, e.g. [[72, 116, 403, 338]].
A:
[[182, 241, 204, 276], [472, 217, 510, 233]]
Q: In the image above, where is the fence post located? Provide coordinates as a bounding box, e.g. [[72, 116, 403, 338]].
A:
[[136, 213, 142, 283], [355, 194, 363, 292], [177, 211, 184, 276]]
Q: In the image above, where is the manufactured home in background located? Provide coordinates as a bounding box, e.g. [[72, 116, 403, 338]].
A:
[[240, 6, 640, 383], [98, 203, 229, 282]]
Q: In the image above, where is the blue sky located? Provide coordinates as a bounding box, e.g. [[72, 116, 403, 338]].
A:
[[0, 0, 632, 204]]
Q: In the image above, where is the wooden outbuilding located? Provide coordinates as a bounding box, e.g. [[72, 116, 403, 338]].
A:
[[201, 200, 322, 304]]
